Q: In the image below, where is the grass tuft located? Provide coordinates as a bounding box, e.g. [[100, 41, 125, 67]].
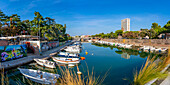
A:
[[132, 56, 168, 85]]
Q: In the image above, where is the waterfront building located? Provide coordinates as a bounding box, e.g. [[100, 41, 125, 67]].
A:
[[121, 18, 130, 32], [158, 33, 170, 39]]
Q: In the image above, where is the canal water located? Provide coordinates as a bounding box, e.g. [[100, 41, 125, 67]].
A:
[[4, 43, 150, 85]]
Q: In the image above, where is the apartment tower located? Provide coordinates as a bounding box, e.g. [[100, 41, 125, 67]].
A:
[[121, 18, 130, 32]]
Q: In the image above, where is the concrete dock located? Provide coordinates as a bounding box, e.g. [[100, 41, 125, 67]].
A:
[[0, 41, 75, 70]]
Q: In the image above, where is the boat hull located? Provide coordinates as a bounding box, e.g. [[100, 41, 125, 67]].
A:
[[52, 57, 80, 64], [18, 68, 60, 85], [34, 59, 56, 68]]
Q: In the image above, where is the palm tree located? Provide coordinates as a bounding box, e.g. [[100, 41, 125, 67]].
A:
[[22, 20, 33, 35], [31, 11, 44, 38], [0, 10, 5, 36], [0, 10, 9, 36]]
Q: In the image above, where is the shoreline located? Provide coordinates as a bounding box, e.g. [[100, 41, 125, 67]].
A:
[[92, 39, 170, 49]]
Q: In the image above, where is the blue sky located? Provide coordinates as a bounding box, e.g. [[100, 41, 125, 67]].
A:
[[0, 0, 170, 36]]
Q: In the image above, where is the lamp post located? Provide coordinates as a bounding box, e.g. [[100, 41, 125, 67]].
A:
[[39, 21, 42, 55]]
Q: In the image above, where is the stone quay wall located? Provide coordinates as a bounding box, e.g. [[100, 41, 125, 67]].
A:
[[0, 40, 8, 46], [101, 39, 170, 48]]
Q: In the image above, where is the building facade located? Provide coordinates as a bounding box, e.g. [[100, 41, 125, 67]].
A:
[[121, 18, 130, 32]]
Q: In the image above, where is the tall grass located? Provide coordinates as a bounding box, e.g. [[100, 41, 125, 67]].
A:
[[133, 56, 168, 85], [58, 64, 107, 85], [1, 68, 9, 85], [0, 64, 107, 85]]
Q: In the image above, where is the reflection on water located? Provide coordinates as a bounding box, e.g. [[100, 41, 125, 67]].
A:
[[92, 43, 165, 59], [121, 53, 130, 59]]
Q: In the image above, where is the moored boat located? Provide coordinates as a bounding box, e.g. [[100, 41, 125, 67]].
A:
[[52, 57, 80, 64], [18, 68, 60, 84], [34, 59, 56, 68], [58, 52, 79, 57], [64, 47, 80, 53]]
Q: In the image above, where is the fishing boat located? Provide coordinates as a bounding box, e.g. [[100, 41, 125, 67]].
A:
[[149, 47, 156, 52], [30, 63, 56, 72], [18, 68, 60, 84], [125, 44, 132, 49], [68, 45, 81, 49], [155, 48, 167, 52], [160, 48, 167, 52], [52, 57, 80, 64], [58, 52, 79, 57], [74, 41, 82, 45], [64, 47, 80, 53], [142, 46, 150, 52], [34, 59, 56, 68]]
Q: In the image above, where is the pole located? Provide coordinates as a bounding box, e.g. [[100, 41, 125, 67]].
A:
[[39, 22, 41, 55]]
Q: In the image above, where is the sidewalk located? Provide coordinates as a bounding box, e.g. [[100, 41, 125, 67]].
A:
[[160, 72, 170, 85], [0, 41, 75, 70]]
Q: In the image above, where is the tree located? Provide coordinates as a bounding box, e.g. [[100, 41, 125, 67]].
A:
[[150, 22, 167, 38], [148, 29, 156, 39], [164, 21, 170, 29], [115, 30, 123, 36], [122, 31, 139, 39], [0, 10, 6, 36], [109, 32, 117, 38], [22, 20, 31, 35], [151, 23, 161, 29], [139, 31, 147, 38], [0, 10, 68, 41]]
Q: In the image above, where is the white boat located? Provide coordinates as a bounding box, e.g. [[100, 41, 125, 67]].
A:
[[68, 45, 81, 49], [64, 47, 80, 53], [18, 68, 60, 84], [52, 57, 80, 64], [149, 47, 156, 52], [74, 42, 81, 45], [143, 46, 150, 52], [68, 64, 75, 67], [161, 48, 167, 52], [155, 48, 167, 52], [109, 42, 115, 46], [58, 52, 79, 57], [34, 59, 56, 68], [125, 44, 132, 49]]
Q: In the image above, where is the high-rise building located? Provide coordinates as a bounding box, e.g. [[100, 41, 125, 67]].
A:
[[121, 18, 130, 32]]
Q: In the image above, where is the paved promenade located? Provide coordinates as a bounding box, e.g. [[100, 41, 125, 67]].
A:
[[0, 41, 75, 70], [160, 72, 170, 85]]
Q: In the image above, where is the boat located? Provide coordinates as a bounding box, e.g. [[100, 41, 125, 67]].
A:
[[143, 46, 150, 52], [18, 68, 60, 84], [58, 52, 79, 57], [149, 47, 156, 52], [52, 57, 80, 64], [161, 48, 167, 52], [155, 48, 167, 52], [68, 64, 75, 67], [30, 63, 56, 72], [74, 41, 82, 45], [64, 47, 80, 53], [67, 45, 81, 49], [34, 59, 56, 68], [125, 44, 132, 49]]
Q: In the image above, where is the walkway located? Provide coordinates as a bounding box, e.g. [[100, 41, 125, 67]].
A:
[[160, 72, 170, 85], [0, 41, 75, 69]]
